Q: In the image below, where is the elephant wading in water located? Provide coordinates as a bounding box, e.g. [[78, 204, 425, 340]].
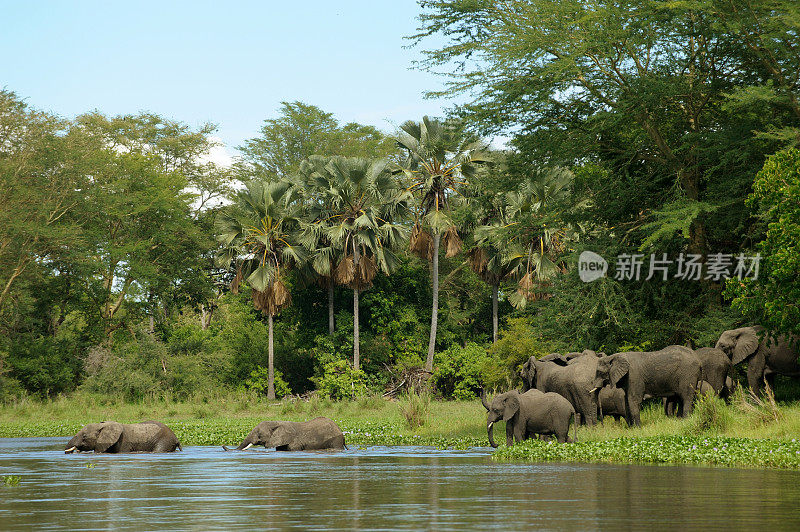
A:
[[482, 389, 576, 445], [520, 351, 600, 426], [65, 421, 182, 453], [224, 417, 346, 451], [716, 326, 800, 394], [594, 346, 701, 426]]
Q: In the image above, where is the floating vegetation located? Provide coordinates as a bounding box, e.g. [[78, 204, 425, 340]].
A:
[[3, 475, 21, 486], [493, 436, 800, 469]]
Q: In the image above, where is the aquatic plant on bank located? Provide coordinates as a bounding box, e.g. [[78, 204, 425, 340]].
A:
[[493, 436, 800, 469]]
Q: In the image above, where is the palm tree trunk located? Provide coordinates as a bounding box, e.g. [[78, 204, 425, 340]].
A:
[[426, 231, 441, 372], [267, 313, 275, 400], [492, 283, 499, 343], [328, 282, 335, 335], [353, 245, 361, 371]]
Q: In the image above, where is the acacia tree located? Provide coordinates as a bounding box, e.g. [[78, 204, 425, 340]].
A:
[[0, 91, 90, 319], [413, 0, 800, 255], [396, 117, 490, 371], [301, 156, 409, 369], [215, 180, 306, 399], [72, 113, 218, 338]]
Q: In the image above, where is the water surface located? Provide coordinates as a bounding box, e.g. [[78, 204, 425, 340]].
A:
[[2, 438, 799, 530]]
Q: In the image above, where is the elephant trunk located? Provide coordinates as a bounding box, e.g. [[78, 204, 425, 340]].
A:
[[235, 435, 255, 451], [480, 389, 490, 411], [487, 421, 498, 448], [65, 436, 78, 453]]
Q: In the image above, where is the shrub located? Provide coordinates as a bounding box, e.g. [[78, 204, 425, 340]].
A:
[[433, 343, 500, 400], [7, 335, 83, 397], [81, 332, 230, 401], [686, 392, 734, 434], [244, 366, 292, 399], [399, 390, 431, 429], [312, 359, 368, 400], [489, 317, 556, 386]]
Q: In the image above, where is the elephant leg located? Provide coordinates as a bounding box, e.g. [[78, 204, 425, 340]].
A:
[[506, 421, 515, 446], [747, 353, 767, 394], [679, 385, 696, 418], [626, 394, 641, 427], [582, 396, 597, 427]]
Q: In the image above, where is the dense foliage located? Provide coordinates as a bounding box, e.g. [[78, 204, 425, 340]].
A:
[[2, 0, 800, 401]]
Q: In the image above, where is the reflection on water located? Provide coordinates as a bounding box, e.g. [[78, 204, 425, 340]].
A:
[[1, 438, 799, 530]]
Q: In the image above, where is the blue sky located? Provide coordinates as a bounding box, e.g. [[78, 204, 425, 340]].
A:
[[1, 1, 462, 158]]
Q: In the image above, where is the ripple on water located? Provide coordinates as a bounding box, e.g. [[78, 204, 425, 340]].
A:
[[1, 437, 800, 530]]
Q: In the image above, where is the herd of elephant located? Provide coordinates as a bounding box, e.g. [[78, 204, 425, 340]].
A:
[[481, 325, 800, 447], [61, 325, 799, 454]]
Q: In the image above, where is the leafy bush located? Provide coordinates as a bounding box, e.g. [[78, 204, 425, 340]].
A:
[[312, 359, 368, 400], [8, 336, 83, 397], [399, 390, 431, 429], [244, 366, 291, 399], [687, 392, 734, 434], [489, 317, 555, 386], [81, 331, 230, 401], [433, 343, 500, 400]]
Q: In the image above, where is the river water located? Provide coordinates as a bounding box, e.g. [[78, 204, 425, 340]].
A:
[[1, 438, 799, 530]]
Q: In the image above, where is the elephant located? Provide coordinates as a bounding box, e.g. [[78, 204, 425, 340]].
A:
[[598, 387, 627, 422], [540, 350, 604, 363], [593, 346, 702, 426], [481, 389, 576, 446], [663, 380, 715, 416], [64, 421, 181, 453], [693, 347, 733, 397], [715, 326, 800, 394], [223, 417, 346, 451], [662, 347, 732, 415], [520, 352, 600, 426]]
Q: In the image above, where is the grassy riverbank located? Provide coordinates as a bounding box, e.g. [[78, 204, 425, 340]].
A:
[[1, 391, 799, 467]]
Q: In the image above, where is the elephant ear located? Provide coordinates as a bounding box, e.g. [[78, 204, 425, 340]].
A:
[[610, 357, 630, 387], [502, 393, 520, 421], [270, 425, 294, 448], [731, 328, 760, 365], [96, 422, 123, 453]]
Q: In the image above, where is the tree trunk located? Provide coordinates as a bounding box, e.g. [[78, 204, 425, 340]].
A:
[[267, 313, 275, 400], [353, 245, 361, 371], [492, 283, 499, 344], [426, 231, 441, 372], [328, 282, 335, 336], [354, 288, 360, 371]]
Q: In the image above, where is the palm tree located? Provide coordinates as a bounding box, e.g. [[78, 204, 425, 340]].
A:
[[502, 167, 579, 308], [467, 188, 516, 343], [215, 180, 306, 399], [302, 156, 409, 370], [296, 155, 341, 335], [395, 117, 490, 371]]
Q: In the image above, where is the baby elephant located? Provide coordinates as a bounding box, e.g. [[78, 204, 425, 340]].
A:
[[224, 417, 346, 451], [65, 421, 182, 453], [481, 389, 576, 446]]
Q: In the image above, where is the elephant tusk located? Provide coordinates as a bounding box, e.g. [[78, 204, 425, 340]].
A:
[[242, 443, 253, 450], [588, 387, 599, 394], [487, 422, 493, 429], [65, 446, 77, 454]]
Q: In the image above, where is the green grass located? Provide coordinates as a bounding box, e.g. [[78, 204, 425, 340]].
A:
[[3, 475, 21, 486], [1, 390, 799, 466]]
